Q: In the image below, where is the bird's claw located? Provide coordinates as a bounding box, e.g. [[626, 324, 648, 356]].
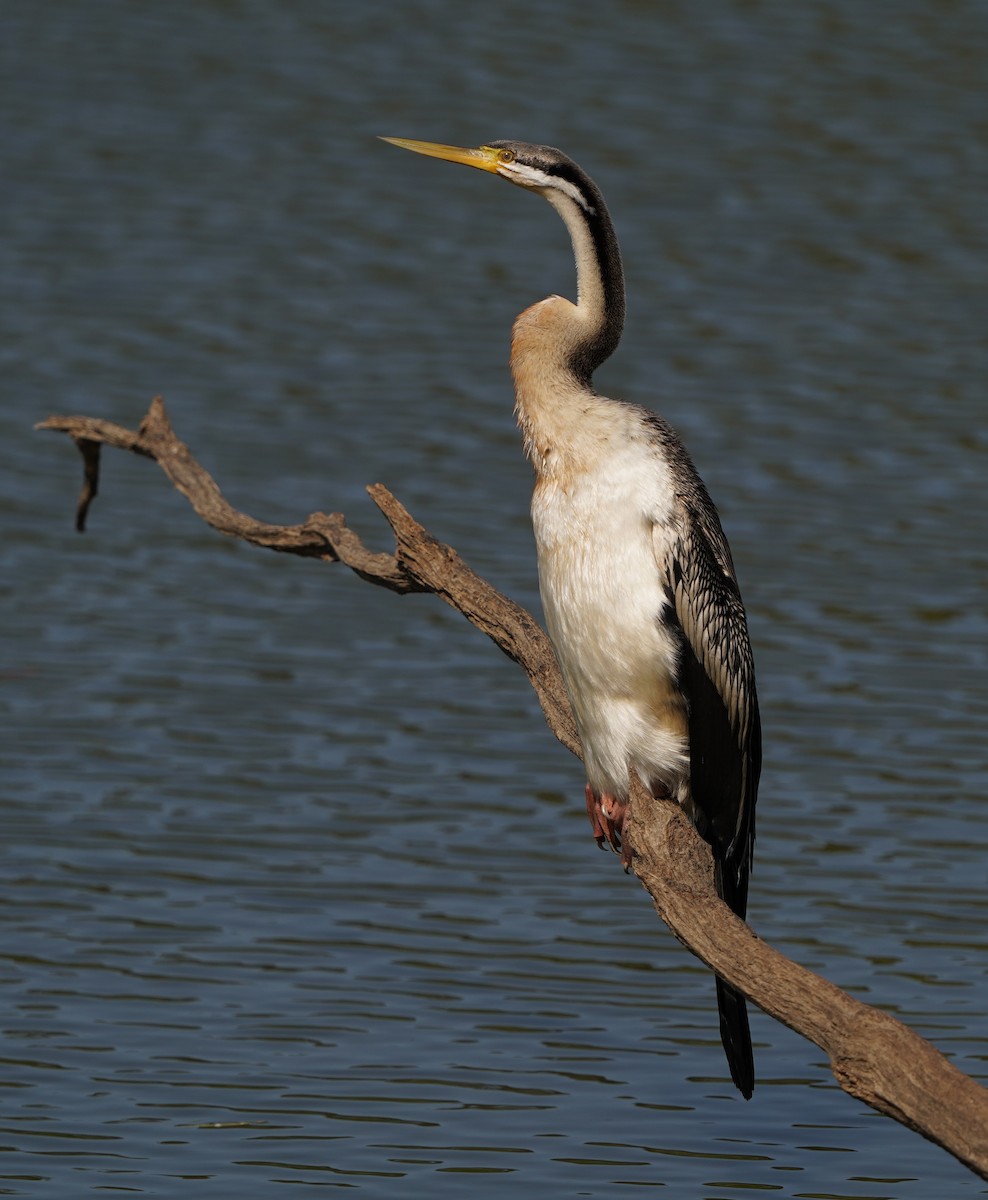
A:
[[585, 784, 632, 868]]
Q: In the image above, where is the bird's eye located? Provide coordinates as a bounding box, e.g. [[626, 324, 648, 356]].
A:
[[497, 149, 516, 165]]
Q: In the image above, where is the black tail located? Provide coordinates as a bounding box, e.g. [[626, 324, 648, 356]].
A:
[[715, 976, 754, 1099], [713, 856, 754, 1098]]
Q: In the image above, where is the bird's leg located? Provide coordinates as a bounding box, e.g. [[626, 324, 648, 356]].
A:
[[585, 782, 608, 848], [585, 784, 631, 868], [600, 792, 632, 870]]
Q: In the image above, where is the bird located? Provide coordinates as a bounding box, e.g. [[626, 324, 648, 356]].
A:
[[381, 137, 761, 1099]]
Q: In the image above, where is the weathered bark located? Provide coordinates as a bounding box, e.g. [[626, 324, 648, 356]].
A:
[[38, 397, 988, 1181]]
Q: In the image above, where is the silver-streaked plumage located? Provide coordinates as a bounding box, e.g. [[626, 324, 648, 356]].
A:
[[383, 137, 761, 1099]]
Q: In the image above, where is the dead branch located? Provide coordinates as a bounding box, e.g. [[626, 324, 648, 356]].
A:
[[37, 397, 988, 1181]]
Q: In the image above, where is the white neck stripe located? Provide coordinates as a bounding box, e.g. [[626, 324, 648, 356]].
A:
[[501, 163, 596, 214]]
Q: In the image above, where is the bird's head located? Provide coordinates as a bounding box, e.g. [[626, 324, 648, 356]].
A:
[[380, 138, 596, 214]]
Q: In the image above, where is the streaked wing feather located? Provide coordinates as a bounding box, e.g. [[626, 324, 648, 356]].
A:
[[653, 495, 760, 910]]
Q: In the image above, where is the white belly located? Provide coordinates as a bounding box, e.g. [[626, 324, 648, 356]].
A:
[[531, 454, 689, 801]]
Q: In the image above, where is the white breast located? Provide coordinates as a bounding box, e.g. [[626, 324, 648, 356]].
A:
[[530, 423, 689, 802]]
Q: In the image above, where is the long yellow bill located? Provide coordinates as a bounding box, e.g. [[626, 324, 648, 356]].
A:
[[380, 137, 505, 173]]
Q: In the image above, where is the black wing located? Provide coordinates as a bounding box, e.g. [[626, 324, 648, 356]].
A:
[[655, 486, 760, 914]]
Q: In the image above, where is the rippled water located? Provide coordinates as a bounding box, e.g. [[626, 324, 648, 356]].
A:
[[3, 1, 987, 1195]]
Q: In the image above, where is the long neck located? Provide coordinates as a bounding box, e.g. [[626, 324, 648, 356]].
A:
[[541, 176, 625, 382]]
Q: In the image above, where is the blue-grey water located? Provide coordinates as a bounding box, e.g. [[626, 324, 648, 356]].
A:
[[3, 2, 987, 1195]]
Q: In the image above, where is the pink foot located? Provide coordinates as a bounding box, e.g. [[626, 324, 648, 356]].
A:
[[585, 783, 608, 847], [585, 784, 632, 870]]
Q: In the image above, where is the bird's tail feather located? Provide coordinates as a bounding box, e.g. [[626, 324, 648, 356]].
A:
[[716, 976, 754, 1099], [713, 856, 754, 1098]]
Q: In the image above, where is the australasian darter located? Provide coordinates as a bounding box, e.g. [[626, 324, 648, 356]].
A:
[[382, 137, 761, 1099]]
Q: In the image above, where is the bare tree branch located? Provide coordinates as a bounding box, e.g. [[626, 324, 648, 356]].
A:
[[628, 776, 988, 1175], [37, 397, 988, 1181]]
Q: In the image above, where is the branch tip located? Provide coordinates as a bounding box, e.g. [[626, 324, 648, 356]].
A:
[[74, 437, 102, 532]]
